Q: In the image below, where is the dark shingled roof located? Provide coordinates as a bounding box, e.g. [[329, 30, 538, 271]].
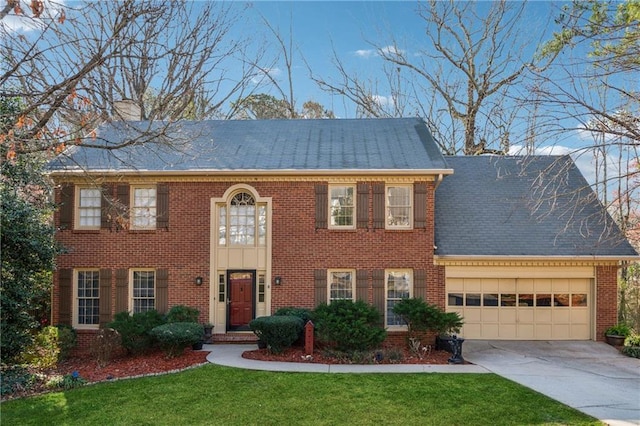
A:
[[47, 118, 450, 173], [435, 155, 637, 258]]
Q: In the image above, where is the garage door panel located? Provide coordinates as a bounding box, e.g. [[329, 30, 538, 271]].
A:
[[447, 276, 592, 340]]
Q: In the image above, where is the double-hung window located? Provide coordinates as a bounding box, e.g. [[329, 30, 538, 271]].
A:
[[386, 270, 412, 327], [329, 185, 355, 228], [77, 187, 101, 229], [74, 270, 100, 328], [132, 270, 155, 313], [131, 186, 157, 229], [386, 186, 412, 228], [328, 270, 355, 302]]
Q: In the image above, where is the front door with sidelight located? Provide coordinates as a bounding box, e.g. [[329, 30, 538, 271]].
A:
[[227, 271, 255, 331]]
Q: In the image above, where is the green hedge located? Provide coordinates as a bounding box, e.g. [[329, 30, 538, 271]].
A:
[[108, 310, 165, 355], [165, 305, 200, 323], [249, 316, 304, 353], [313, 300, 386, 352], [150, 322, 204, 358]]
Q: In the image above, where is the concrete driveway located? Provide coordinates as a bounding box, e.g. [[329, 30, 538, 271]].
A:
[[464, 340, 640, 426]]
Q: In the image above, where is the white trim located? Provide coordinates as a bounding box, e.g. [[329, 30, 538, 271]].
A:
[[129, 268, 156, 313], [385, 184, 413, 229], [130, 185, 157, 230]]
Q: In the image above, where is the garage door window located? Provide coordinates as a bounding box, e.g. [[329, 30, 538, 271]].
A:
[[448, 292, 588, 307]]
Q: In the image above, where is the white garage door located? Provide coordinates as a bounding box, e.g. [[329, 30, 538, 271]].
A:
[[446, 277, 592, 340]]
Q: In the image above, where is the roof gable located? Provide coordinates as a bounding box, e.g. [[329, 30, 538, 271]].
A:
[[435, 155, 637, 258]]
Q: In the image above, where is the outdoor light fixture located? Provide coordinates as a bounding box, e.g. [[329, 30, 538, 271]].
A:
[[195, 276, 203, 286], [274, 276, 282, 285]]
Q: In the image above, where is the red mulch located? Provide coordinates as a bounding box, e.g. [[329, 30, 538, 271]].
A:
[[55, 348, 209, 383], [242, 346, 455, 365]]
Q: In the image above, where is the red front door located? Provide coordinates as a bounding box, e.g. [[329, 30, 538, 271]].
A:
[[228, 271, 255, 331]]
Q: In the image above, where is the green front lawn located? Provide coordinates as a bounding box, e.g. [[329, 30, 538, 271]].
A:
[[2, 364, 599, 425]]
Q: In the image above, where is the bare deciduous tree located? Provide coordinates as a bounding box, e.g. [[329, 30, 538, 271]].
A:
[[1, 0, 265, 158], [312, 0, 554, 155]]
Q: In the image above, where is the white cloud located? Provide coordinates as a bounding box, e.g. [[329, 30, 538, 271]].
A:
[[378, 45, 404, 57], [354, 49, 375, 59], [371, 94, 394, 106]]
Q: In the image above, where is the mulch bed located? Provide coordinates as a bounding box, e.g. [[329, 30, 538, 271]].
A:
[[242, 346, 455, 365]]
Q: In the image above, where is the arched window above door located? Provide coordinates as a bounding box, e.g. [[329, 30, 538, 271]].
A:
[[218, 191, 266, 246]]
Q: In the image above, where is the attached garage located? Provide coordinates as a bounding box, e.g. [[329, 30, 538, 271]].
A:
[[445, 266, 593, 340], [434, 156, 638, 342]]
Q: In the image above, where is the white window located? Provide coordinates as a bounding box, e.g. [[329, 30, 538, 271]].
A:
[[218, 192, 267, 247], [74, 269, 100, 328], [131, 186, 157, 229], [77, 187, 101, 229], [131, 270, 155, 313], [329, 185, 355, 228], [328, 270, 355, 302], [386, 186, 412, 228], [386, 270, 412, 327]]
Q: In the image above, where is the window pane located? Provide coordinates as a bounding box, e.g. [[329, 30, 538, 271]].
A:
[[519, 294, 534, 307], [219, 206, 226, 245], [132, 187, 157, 229], [258, 205, 267, 246], [466, 293, 481, 306], [536, 294, 552, 307], [386, 271, 411, 326], [501, 294, 516, 307], [572, 294, 588, 307], [229, 193, 255, 245], [483, 293, 499, 306], [78, 188, 101, 227], [329, 271, 353, 301], [448, 293, 464, 306], [386, 186, 410, 227], [258, 274, 265, 303], [77, 270, 99, 325], [133, 270, 155, 313], [330, 186, 354, 227], [554, 294, 570, 307]]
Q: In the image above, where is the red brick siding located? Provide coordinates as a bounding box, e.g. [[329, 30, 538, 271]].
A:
[[596, 265, 619, 341]]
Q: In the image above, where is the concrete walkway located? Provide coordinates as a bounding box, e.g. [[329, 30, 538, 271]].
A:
[[204, 341, 640, 426]]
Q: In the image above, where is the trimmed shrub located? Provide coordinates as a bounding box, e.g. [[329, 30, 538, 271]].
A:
[[622, 334, 640, 358], [274, 307, 313, 324], [0, 365, 35, 397], [150, 322, 204, 358], [55, 324, 78, 361], [108, 310, 165, 355], [18, 324, 78, 368], [165, 305, 200, 323], [249, 316, 304, 354], [392, 298, 442, 338], [313, 300, 387, 352]]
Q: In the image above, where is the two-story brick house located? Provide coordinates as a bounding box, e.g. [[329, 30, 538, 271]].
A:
[[47, 118, 636, 349]]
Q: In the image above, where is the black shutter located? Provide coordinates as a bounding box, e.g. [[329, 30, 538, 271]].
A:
[[414, 269, 427, 300], [414, 183, 428, 229], [356, 270, 368, 302], [315, 184, 328, 229], [157, 184, 169, 229], [58, 269, 73, 325], [101, 184, 113, 229], [372, 184, 385, 229], [115, 269, 129, 314], [59, 184, 74, 229], [372, 270, 385, 322], [99, 269, 112, 326], [356, 183, 369, 229], [314, 269, 327, 305], [156, 269, 169, 314]]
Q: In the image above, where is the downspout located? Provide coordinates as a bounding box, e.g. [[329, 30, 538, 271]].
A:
[[434, 173, 444, 190]]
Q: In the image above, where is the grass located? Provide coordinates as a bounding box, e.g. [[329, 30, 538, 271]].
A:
[[2, 364, 600, 425]]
